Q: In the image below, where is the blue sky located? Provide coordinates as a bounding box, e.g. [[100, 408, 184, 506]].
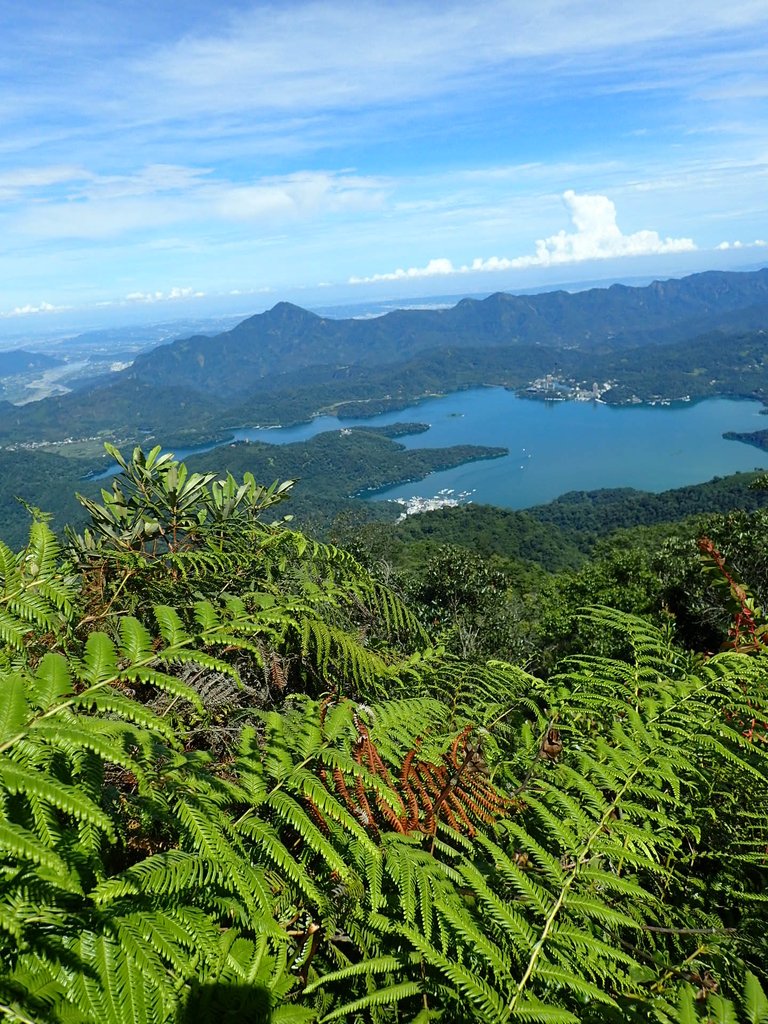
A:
[[1, 0, 767, 330]]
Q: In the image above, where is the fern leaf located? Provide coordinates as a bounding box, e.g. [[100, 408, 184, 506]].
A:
[[401, 925, 509, 1022], [0, 821, 73, 879], [31, 652, 73, 708], [535, 963, 618, 1005], [0, 761, 116, 838], [72, 690, 177, 741], [80, 632, 118, 685], [271, 1007, 318, 1023], [236, 816, 325, 908], [261, 790, 362, 879], [153, 605, 187, 647], [28, 721, 143, 777], [745, 973, 768, 1024], [118, 617, 155, 662], [0, 676, 27, 742], [511, 1001, 579, 1024], [318, 981, 422, 1022], [311, 953, 421, 993]]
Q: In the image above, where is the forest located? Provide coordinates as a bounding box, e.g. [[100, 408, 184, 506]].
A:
[[0, 428, 507, 551], [0, 442, 766, 1023]]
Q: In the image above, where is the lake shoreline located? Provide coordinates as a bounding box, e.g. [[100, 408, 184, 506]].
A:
[[84, 387, 768, 507]]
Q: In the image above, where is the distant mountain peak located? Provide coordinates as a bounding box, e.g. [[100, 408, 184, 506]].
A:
[[230, 300, 321, 335], [266, 301, 320, 320]]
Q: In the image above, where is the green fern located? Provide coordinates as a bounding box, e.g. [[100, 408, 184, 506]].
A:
[[2, 469, 768, 1024]]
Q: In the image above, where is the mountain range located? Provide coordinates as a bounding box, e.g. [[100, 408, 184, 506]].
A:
[[126, 268, 768, 397], [1, 266, 768, 448]]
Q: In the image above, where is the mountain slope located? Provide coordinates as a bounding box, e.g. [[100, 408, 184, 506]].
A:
[[0, 349, 62, 375], [127, 268, 768, 396]]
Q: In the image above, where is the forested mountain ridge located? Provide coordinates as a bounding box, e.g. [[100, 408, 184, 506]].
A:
[[1, 268, 768, 452], [128, 267, 768, 397], [1, 264, 768, 550], [337, 469, 768, 573], [3, 324, 768, 453]]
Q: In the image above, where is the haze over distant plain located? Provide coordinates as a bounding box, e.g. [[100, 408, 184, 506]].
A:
[[1, 0, 767, 335]]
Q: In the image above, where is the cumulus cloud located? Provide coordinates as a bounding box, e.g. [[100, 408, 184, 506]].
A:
[[124, 287, 205, 304], [349, 258, 455, 284], [350, 190, 697, 283], [510, 190, 696, 267], [716, 238, 767, 249]]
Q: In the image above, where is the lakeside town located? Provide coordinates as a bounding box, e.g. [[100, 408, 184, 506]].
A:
[[521, 373, 692, 406]]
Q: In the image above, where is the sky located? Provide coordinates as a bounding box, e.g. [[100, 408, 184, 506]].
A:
[[1, 0, 767, 332]]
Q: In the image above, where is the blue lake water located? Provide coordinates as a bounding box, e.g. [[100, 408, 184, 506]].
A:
[[162, 388, 768, 509]]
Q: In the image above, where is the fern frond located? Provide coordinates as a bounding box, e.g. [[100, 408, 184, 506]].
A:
[[317, 981, 422, 1022]]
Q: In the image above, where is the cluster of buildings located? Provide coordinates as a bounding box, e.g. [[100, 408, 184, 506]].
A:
[[2, 432, 117, 452], [391, 488, 474, 521], [522, 374, 614, 402]]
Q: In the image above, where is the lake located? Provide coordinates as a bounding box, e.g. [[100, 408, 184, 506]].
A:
[[165, 388, 768, 509]]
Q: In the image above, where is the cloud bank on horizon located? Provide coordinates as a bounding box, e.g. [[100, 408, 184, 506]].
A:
[[349, 191, 697, 284], [0, 0, 766, 324]]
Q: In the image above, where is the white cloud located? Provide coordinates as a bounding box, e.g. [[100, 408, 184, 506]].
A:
[[0, 301, 68, 318], [0, 165, 91, 199], [214, 171, 386, 222], [716, 238, 767, 249], [11, 167, 388, 241], [141, 1, 768, 123], [4, 1, 765, 142], [15, 196, 193, 240], [350, 190, 696, 283], [78, 164, 213, 201], [124, 287, 204, 304], [0, 6, 764, 314], [350, 257, 455, 284], [509, 190, 696, 267]]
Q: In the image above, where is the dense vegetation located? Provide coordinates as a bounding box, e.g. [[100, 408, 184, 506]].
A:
[[0, 450, 91, 549], [375, 471, 768, 573], [1, 443, 766, 1023], [724, 427, 768, 452], [188, 430, 506, 530], [0, 427, 505, 550]]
